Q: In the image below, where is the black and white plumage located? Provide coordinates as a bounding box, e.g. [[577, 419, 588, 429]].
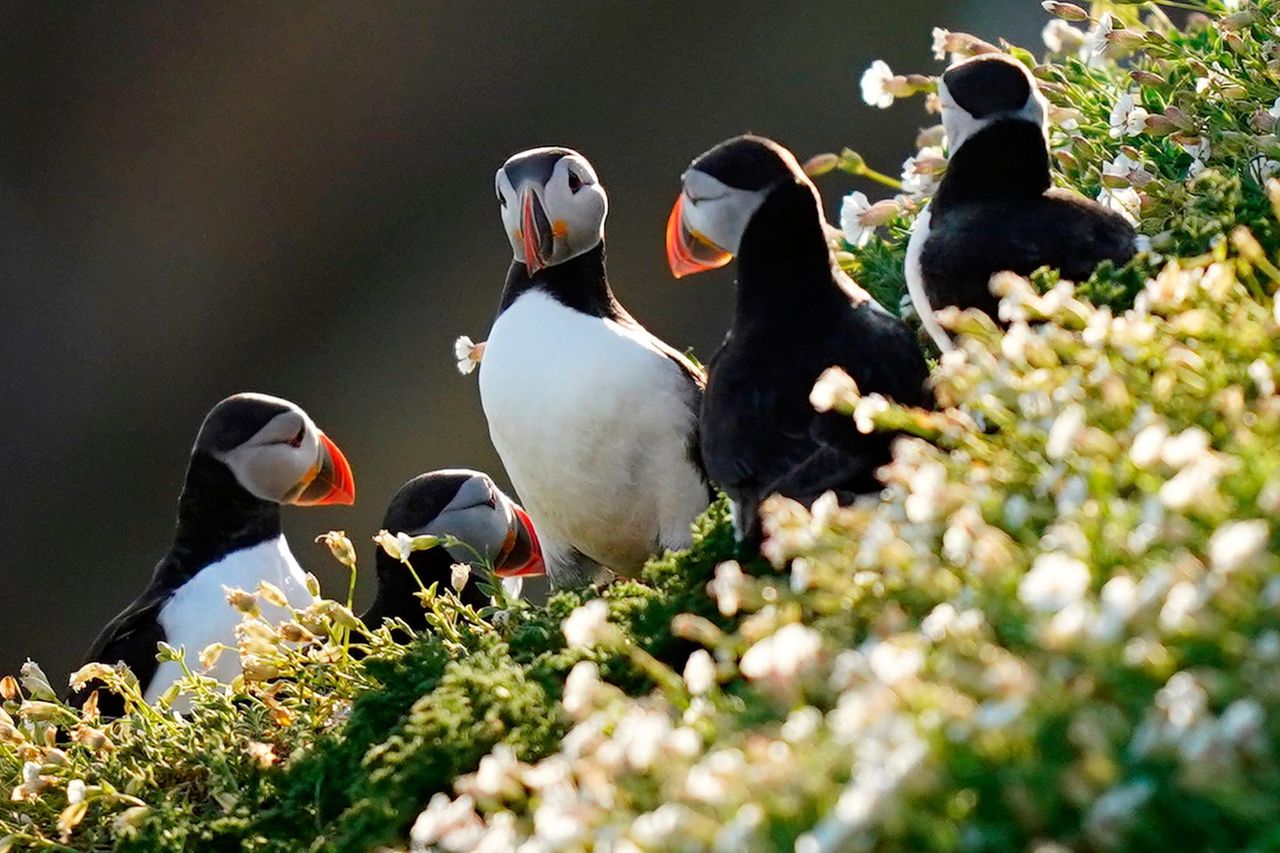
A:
[[906, 53, 1137, 352], [362, 469, 543, 633], [479, 146, 712, 588], [68, 393, 356, 716], [667, 134, 933, 545]]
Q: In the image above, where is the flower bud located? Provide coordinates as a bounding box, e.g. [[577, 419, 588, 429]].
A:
[[256, 581, 289, 609], [225, 588, 260, 616], [1041, 1, 1088, 21], [802, 152, 839, 177], [0, 675, 19, 701], [316, 531, 357, 570]]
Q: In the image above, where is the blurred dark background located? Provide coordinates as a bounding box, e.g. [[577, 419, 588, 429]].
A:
[[0, 1, 1042, 680]]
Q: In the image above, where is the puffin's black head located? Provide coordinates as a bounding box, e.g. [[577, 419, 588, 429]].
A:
[[666, 134, 809, 278], [194, 393, 355, 507], [495, 146, 607, 275], [939, 54, 1047, 154], [380, 469, 544, 580]]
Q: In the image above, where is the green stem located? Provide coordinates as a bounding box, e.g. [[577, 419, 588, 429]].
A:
[[856, 166, 905, 191]]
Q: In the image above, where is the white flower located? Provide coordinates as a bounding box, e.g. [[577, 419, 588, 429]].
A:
[[1182, 138, 1211, 178], [373, 529, 417, 562], [1043, 19, 1085, 54], [448, 563, 471, 594], [1019, 552, 1090, 612], [931, 27, 950, 60], [839, 192, 874, 248], [810, 366, 859, 413], [708, 561, 744, 616], [1085, 780, 1155, 848], [860, 60, 896, 109], [1208, 520, 1269, 574], [561, 660, 599, 718], [1129, 423, 1169, 468], [1109, 93, 1150, 138], [740, 623, 823, 684], [1160, 457, 1223, 510], [683, 649, 716, 695], [1103, 152, 1153, 187], [901, 146, 946, 198], [1097, 186, 1141, 225], [561, 599, 610, 649], [409, 793, 483, 853], [867, 641, 924, 685], [1046, 404, 1085, 460], [1249, 360, 1276, 397], [1084, 13, 1115, 61], [1160, 427, 1209, 468], [66, 779, 86, 805], [453, 335, 485, 376], [459, 744, 521, 800]]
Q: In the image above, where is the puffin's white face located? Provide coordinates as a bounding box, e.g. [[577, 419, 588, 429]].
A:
[[495, 148, 607, 274], [676, 169, 770, 257], [666, 134, 801, 278], [938, 55, 1048, 154], [206, 393, 355, 506], [392, 469, 544, 578]]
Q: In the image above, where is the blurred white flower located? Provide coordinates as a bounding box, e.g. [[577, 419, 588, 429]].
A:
[[1046, 404, 1085, 460], [562, 599, 610, 649], [561, 660, 600, 718], [682, 649, 716, 695], [1097, 185, 1141, 225], [1042, 19, 1086, 54], [453, 335, 485, 376], [1208, 520, 1269, 574], [409, 793, 484, 853], [867, 641, 924, 685], [810, 366, 859, 413], [1160, 457, 1223, 510], [839, 192, 875, 248], [500, 577, 524, 599], [1085, 780, 1155, 848], [458, 744, 522, 800], [1109, 93, 1150, 138], [1249, 360, 1276, 397], [66, 778, 86, 805], [1129, 423, 1169, 468], [1250, 155, 1280, 184], [1019, 552, 1090, 612], [860, 60, 896, 109], [740, 623, 822, 684], [931, 27, 950, 60], [708, 561, 744, 617]]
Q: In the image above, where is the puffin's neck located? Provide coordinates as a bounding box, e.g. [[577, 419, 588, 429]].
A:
[[167, 452, 283, 583], [734, 180, 847, 331], [933, 119, 1051, 213], [365, 550, 488, 631], [497, 242, 623, 319]]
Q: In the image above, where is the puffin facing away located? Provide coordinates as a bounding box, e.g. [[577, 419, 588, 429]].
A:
[[363, 469, 544, 633], [906, 53, 1137, 351], [668, 134, 932, 545], [69, 393, 355, 716], [479, 146, 712, 588]]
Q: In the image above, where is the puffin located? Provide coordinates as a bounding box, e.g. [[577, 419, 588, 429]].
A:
[[362, 469, 545, 633], [68, 393, 356, 716], [666, 134, 932, 545], [478, 146, 712, 588], [906, 52, 1137, 352]]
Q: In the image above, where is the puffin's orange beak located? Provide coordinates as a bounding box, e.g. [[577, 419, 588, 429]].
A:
[[494, 506, 545, 578], [293, 432, 356, 506], [521, 189, 553, 275], [666, 193, 734, 279]]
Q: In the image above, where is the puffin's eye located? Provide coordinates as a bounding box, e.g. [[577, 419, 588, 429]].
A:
[[287, 426, 305, 448], [567, 170, 583, 193]]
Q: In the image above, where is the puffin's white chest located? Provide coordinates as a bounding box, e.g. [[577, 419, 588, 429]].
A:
[[147, 535, 316, 704], [478, 291, 702, 572], [905, 208, 953, 353]]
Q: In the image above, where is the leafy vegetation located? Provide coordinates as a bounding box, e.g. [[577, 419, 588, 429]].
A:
[[6, 1, 1280, 850]]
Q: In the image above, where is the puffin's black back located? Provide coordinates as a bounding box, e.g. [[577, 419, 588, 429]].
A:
[[701, 169, 932, 544]]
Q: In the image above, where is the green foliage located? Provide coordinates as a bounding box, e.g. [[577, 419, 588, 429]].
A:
[[7, 2, 1280, 851]]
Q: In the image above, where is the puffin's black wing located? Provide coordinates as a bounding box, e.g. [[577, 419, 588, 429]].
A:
[[923, 190, 1137, 317], [67, 586, 168, 717]]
